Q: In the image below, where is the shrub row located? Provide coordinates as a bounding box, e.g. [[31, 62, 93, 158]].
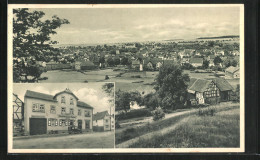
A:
[[116, 108, 152, 121]]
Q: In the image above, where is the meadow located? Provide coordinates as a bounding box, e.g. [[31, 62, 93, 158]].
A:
[[128, 108, 240, 148]]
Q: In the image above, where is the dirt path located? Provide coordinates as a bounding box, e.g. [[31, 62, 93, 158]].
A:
[[116, 102, 239, 148]]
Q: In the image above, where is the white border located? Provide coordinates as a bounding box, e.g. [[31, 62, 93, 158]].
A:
[[8, 4, 245, 153]]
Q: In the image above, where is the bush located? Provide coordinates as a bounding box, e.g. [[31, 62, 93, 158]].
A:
[[152, 107, 165, 121], [116, 108, 152, 121], [131, 75, 141, 78], [198, 106, 216, 116]]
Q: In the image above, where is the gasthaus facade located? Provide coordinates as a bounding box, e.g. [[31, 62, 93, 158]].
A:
[[24, 88, 93, 135]]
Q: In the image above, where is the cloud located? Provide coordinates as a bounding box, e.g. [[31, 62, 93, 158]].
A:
[[73, 88, 112, 114]]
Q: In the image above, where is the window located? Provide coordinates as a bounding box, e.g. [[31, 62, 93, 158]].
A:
[[48, 118, 57, 126], [111, 125, 114, 128], [50, 105, 56, 114], [32, 103, 45, 113], [105, 119, 108, 123], [70, 108, 74, 115], [105, 125, 109, 128], [61, 96, 65, 104], [59, 119, 67, 126], [78, 109, 81, 116], [70, 98, 74, 105], [61, 107, 66, 114], [85, 110, 91, 117]]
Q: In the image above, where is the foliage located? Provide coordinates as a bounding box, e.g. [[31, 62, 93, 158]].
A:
[[99, 56, 105, 64], [213, 56, 223, 65], [155, 63, 190, 110], [114, 57, 121, 66], [13, 8, 69, 82], [181, 63, 194, 70], [143, 93, 159, 110], [121, 57, 131, 65], [202, 60, 209, 69], [116, 108, 152, 121], [152, 107, 165, 121], [107, 57, 115, 66], [223, 59, 238, 68], [102, 83, 114, 97]]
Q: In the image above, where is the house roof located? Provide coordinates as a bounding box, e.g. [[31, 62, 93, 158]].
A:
[[188, 78, 212, 92], [93, 111, 109, 120], [190, 58, 203, 64], [225, 66, 240, 74], [188, 78, 233, 92], [132, 60, 140, 65], [77, 101, 94, 109], [25, 90, 57, 102], [76, 60, 95, 66], [212, 78, 234, 91], [54, 88, 79, 100]]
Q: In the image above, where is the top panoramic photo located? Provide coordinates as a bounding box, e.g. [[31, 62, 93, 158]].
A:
[[10, 5, 243, 86]]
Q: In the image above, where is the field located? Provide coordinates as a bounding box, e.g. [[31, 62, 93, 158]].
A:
[[39, 68, 239, 93], [128, 108, 240, 148]]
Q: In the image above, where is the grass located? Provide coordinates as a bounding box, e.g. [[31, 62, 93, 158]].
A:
[[115, 112, 190, 144], [128, 108, 240, 148]]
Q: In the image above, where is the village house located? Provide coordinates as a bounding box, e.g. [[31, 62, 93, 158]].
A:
[[93, 111, 114, 132], [23, 88, 93, 135], [190, 58, 203, 67], [187, 78, 233, 105], [74, 60, 96, 70], [225, 66, 240, 79]]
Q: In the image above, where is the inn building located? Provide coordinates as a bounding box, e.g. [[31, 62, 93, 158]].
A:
[[23, 88, 93, 135]]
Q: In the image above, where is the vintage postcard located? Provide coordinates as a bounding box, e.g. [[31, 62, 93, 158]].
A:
[[8, 4, 244, 153]]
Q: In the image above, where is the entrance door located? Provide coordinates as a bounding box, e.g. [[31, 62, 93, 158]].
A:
[[78, 120, 82, 129], [85, 120, 90, 129], [69, 120, 74, 126], [29, 118, 47, 135]]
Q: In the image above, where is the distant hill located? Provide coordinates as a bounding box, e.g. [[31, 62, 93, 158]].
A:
[[164, 39, 184, 41], [197, 35, 239, 39]]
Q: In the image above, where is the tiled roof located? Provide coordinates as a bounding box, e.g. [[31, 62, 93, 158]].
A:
[[93, 111, 109, 120], [212, 78, 234, 91], [188, 78, 212, 92], [225, 66, 239, 74], [77, 101, 94, 109], [190, 58, 203, 64], [25, 90, 57, 102]]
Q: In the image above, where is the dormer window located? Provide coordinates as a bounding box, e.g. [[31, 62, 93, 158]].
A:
[[70, 98, 74, 105], [61, 96, 65, 104]]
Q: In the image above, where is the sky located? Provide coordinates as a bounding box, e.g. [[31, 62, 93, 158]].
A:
[[13, 83, 114, 114], [27, 6, 241, 44]]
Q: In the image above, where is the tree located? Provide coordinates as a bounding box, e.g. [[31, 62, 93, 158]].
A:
[[213, 56, 223, 65], [231, 59, 238, 67], [115, 90, 131, 112], [114, 57, 120, 66], [143, 93, 159, 110], [155, 63, 190, 110], [152, 107, 165, 121], [107, 57, 115, 66], [99, 56, 105, 64], [202, 60, 209, 69], [13, 8, 69, 82], [121, 57, 130, 65]]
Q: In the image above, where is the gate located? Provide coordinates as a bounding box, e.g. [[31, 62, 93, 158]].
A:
[[29, 118, 47, 135]]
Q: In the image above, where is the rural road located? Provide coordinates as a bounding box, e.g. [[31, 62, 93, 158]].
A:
[[13, 131, 114, 149]]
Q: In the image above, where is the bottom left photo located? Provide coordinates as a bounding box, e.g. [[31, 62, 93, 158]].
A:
[[11, 82, 115, 149]]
